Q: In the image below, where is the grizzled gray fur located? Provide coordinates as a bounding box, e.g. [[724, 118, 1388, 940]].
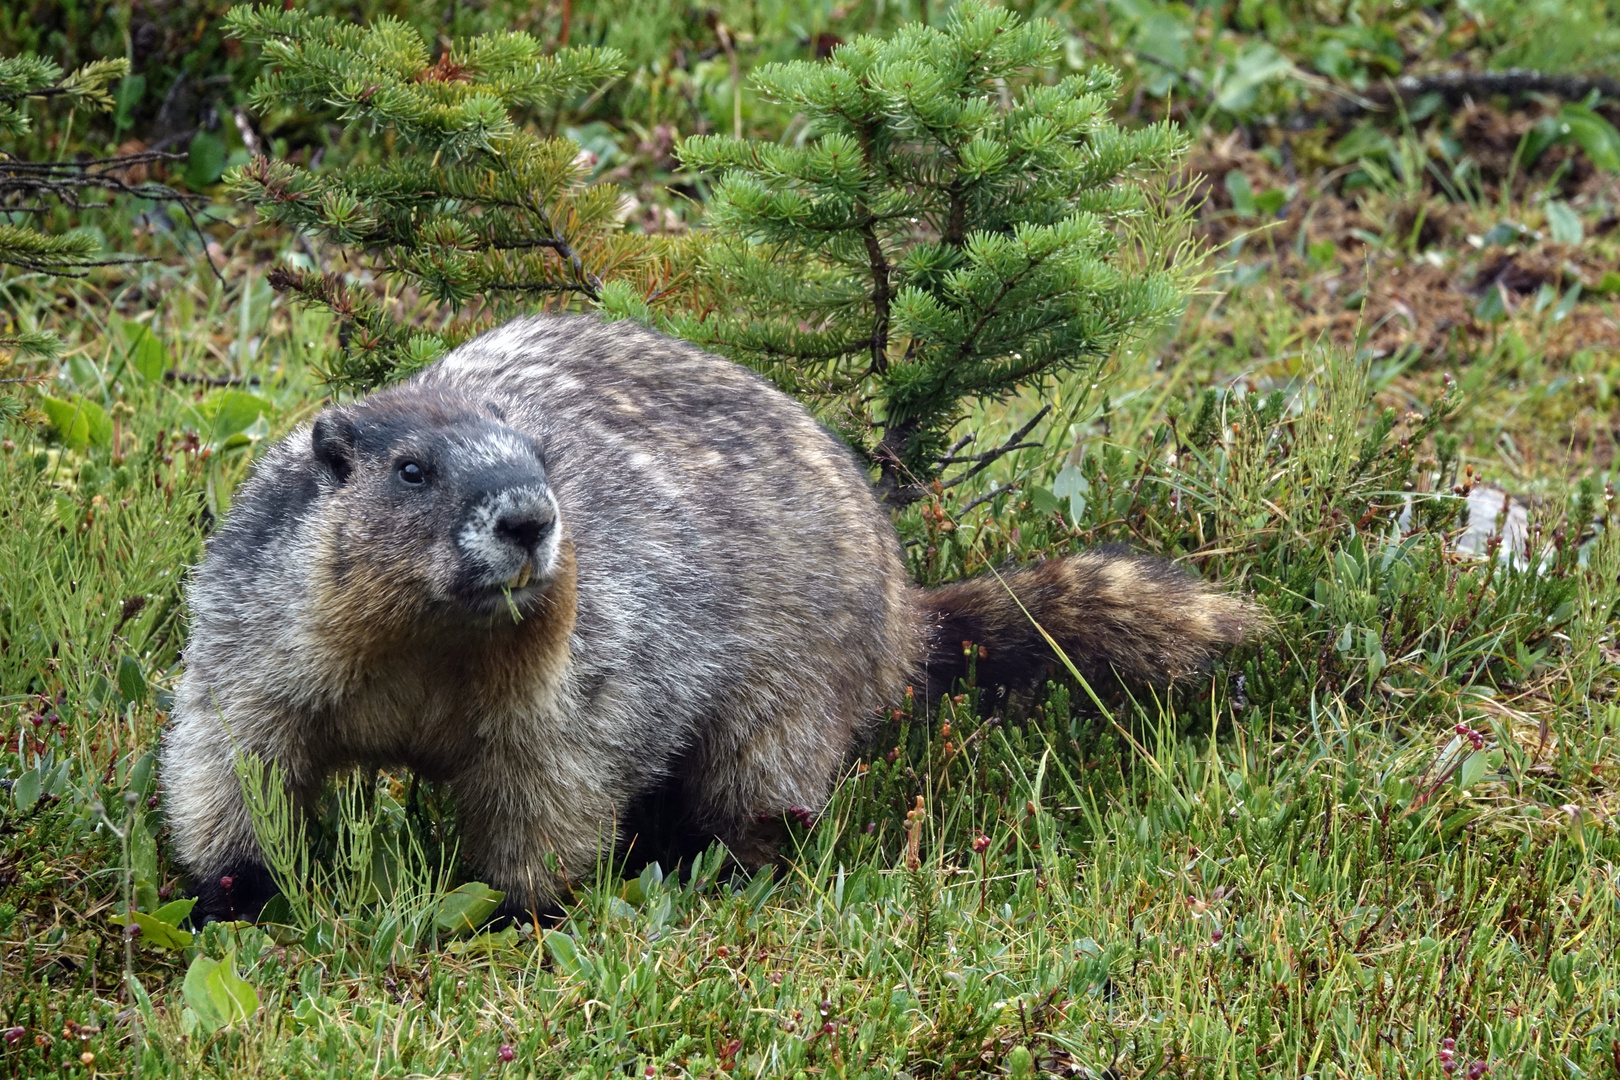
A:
[[163, 315, 1253, 921]]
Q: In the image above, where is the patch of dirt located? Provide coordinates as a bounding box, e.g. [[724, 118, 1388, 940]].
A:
[[1179, 131, 1620, 366]]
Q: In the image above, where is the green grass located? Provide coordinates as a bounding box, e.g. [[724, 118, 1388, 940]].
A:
[[5, 0, 1620, 1074], [4, 264, 1617, 1075]]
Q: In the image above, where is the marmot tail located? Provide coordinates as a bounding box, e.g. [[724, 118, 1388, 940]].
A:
[[914, 547, 1257, 704]]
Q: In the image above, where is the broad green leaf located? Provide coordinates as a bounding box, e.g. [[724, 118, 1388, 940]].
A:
[[54, 492, 80, 529], [1456, 750, 1489, 791], [206, 950, 260, 1022], [1026, 485, 1063, 516], [433, 881, 504, 934], [446, 927, 521, 955], [114, 74, 145, 130], [128, 750, 157, 799], [200, 390, 272, 445], [39, 394, 112, 449], [183, 950, 257, 1033], [150, 897, 196, 927], [117, 655, 147, 706], [1255, 187, 1289, 216], [1216, 43, 1293, 114], [110, 910, 194, 950], [1558, 105, 1620, 172]]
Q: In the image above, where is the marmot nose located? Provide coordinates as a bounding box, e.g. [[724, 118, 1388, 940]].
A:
[[494, 509, 552, 553]]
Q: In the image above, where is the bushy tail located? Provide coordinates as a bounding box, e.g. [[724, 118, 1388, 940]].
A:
[[914, 547, 1258, 705]]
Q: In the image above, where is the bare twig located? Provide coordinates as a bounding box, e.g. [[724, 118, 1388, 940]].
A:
[[938, 405, 1051, 491], [164, 369, 262, 387], [1322, 69, 1620, 120], [958, 482, 1018, 516]]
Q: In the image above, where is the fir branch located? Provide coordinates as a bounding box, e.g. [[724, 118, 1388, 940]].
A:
[[225, 8, 656, 388]]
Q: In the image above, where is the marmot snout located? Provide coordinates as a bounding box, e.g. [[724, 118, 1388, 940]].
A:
[[162, 315, 1255, 923]]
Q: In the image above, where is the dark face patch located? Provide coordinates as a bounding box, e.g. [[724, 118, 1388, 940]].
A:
[[310, 390, 561, 618]]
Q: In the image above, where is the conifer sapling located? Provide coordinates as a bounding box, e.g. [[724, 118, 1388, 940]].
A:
[[606, 3, 1190, 505]]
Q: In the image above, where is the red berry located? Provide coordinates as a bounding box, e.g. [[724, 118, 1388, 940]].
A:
[[219, 875, 235, 890], [498, 1044, 515, 1062]]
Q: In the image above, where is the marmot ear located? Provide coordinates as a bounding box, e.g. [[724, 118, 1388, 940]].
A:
[[483, 401, 508, 422], [311, 410, 359, 484]]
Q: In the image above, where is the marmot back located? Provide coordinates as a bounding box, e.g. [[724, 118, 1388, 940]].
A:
[[163, 315, 1252, 921]]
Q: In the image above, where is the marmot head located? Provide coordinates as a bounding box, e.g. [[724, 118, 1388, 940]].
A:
[[308, 387, 563, 620]]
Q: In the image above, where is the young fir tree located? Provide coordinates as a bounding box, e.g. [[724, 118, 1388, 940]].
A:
[[224, 6, 663, 391], [602, 2, 1191, 505]]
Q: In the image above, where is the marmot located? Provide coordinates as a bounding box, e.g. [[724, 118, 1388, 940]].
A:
[[162, 315, 1253, 921]]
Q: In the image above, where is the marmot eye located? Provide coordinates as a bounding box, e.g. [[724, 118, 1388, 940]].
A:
[[398, 461, 425, 485]]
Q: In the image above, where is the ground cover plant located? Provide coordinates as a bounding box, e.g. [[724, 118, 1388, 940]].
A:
[[3, 0, 1620, 1077]]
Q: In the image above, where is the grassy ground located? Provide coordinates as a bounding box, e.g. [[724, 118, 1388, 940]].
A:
[[5, 3, 1620, 1077]]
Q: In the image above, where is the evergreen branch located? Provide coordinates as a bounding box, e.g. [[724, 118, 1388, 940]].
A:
[[478, 280, 597, 295]]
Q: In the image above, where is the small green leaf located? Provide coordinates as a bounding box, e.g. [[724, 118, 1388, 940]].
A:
[[1215, 43, 1293, 114], [1255, 187, 1288, 216], [1475, 284, 1507, 323], [207, 950, 260, 1021], [1456, 750, 1489, 791], [111, 910, 194, 950], [446, 927, 521, 955], [186, 131, 227, 189], [126, 326, 168, 383], [114, 74, 145, 130], [130, 810, 160, 913], [1225, 171, 1256, 217], [117, 655, 147, 706], [1482, 221, 1528, 248], [1026, 485, 1063, 516], [1545, 201, 1583, 245], [128, 750, 157, 799], [1553, 283, 1582, 322], [12, 767, 41, 811], [544, 930, 595, 979], [54, 492, 80, 529], [434, 881, 504, 935]]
